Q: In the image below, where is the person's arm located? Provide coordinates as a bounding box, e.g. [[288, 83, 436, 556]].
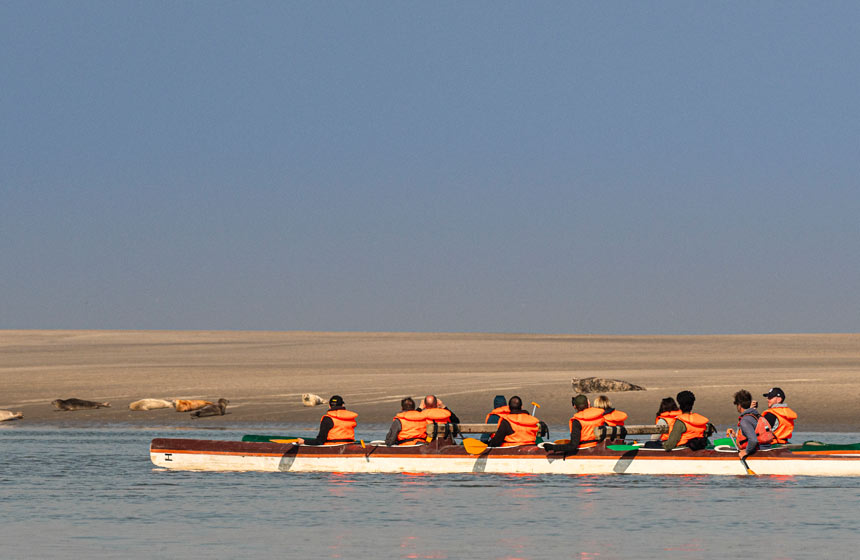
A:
[[303, 416, 333, 445], [447, 409, 460, 424], [486, 419, 513, 447], [662, 419, 686, 451], [763, 410, 777, 429], [739, 416, 759, 457], [385, 419, 402, 446], [652, 418, 668, 441], [548, 420, 582, 453]]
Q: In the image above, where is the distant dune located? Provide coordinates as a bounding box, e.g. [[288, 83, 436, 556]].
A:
[[1, 330, 859, 430]]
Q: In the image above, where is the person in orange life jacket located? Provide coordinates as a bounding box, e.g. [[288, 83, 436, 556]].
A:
[[295, 395, 357, 445], [662, 390, 713, 451], [642, 397, 682, 448], [385, 397, 427, 446], [733, 389, 772, 459], [485, 396, 541, 447], [542, 394, 604, 453], [481, 395, 509, 443], [752, 387, 798, 444], [417, 395, 460, 424], [652, 397, 681, 440], [594, 395, 627, 426]]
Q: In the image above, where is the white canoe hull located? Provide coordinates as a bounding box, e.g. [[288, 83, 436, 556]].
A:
[[150, 438, 860, 477]]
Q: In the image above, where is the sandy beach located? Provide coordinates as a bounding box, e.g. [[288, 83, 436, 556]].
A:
[[2, 330, 859, 431]]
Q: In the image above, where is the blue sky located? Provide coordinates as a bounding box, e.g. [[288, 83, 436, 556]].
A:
[[2, 3, 859, 334]]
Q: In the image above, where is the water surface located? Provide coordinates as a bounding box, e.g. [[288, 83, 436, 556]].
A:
[[2, 426, 858, 559]]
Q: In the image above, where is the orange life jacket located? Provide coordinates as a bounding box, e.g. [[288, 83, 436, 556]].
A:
[[762, 406, 797, 443], [485, 405, 511, 424], [323, 409, 358, 442], [501, 412, 540, 446], [423, 407, 452, 424], [655, 410, 681, 441], [602, 409, 628, 427], [394, 410, 427, 444], [676, 412, 709, 446], [570, 407, 606, 446], [736, 411, 774, 448]]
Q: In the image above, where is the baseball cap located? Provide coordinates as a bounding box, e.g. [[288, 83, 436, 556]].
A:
[[329, 395, 345, 407], [763, 387, 785, 399]]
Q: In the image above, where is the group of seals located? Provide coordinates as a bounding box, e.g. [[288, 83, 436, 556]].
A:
[[190, 398, 229, 418], [52, 398, 111, 411], [0, 410, 23, 422], [571, 377, 646, 393]]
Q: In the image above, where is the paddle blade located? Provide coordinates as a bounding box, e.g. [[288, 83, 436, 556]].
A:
[[463, 437, 489, 455], [270, 438, 300, 444], [741, 457, 757, 475]]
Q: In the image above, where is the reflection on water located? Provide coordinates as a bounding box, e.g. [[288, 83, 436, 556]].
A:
[[1, 427, 859, 559]]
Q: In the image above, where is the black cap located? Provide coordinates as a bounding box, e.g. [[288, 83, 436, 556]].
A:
[[763, 387, 785, 400], [329, 395, 344, 407]]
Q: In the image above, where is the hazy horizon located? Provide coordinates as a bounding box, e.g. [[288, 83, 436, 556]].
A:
[[3, 3, 859, 335]]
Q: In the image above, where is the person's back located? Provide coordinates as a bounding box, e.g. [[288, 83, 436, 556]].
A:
[[482, 395, 509, 443], [485, 396, 539, 447], [297, 395, 357, 445], [663, 391, 710, 451], [570, 397, 606, 449], [654, 397, 682, 441], [594, 395, 627, 427], [385, 397, 427, 446], [759, 387, 797, 443]]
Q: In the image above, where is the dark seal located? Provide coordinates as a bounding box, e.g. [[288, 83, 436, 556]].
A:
[[571, 377, 645, 393], [52, 398, 111, 411], [190, 398, 229, 418]]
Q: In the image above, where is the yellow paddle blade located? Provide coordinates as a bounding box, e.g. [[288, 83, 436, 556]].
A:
[[360, 440, 366, 448], [270, 438, 300, 444], [554, 439, 571, 445], [463, 437, 489, 455]]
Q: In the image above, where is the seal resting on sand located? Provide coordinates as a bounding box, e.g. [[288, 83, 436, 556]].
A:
[[52, 398, 111, 411], [0, 410, 23, 421], [129, 398, 174, 411], [190, 398, 229, 418], [571, 377, 645, 393], [302, 393, 325, 406], [174, 399, 213, 412]]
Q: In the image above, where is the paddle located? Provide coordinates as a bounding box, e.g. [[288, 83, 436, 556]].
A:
[[727, 429, 756, 475], [531, 401, 540, 415], [463, 437, 489, 455]]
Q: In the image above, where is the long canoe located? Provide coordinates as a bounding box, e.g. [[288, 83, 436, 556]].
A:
[[150, 437, 860, 476]]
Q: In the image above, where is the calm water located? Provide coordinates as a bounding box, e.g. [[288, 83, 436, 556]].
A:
[[2, 426, 859, 559]]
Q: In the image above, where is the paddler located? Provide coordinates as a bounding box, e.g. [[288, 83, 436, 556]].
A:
[[384, 397, 427, 446], [594, 395, 627, 426], [731, 389, 773, 459], [295, 395, 358, 445], [543, 394, 605, 453], [662, 390, 713, 451], [755, 387, 798, 443], [417, 395, 460, 425], [644, 397, 682, 448], [481, 395, 509, 443], [485, 396, 540, 447]]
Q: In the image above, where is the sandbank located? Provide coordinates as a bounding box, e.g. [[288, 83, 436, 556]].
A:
[[1, 330, 859, 431]]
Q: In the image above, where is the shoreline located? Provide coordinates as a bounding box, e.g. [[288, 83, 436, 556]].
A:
[[3, 330, 860, 431]]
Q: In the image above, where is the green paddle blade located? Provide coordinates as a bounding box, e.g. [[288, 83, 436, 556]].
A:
[[242, 434, 299, 443]]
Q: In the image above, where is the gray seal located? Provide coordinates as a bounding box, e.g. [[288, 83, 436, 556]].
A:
[[571, 377, 645, 393], [190, 398, 229, 418], [52, 398, 111, 411]]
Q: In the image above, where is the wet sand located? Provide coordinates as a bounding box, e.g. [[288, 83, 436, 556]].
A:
[[2, 330, 859, 430]]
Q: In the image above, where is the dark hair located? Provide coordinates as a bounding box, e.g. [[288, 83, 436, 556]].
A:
[[572, 394, 589, 411], [401, 397, 415, 411], [658, 397, 679, 415], [508, 395, 523, 412], [733, 389, 752, 409], [676, 390, 695, 413]]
